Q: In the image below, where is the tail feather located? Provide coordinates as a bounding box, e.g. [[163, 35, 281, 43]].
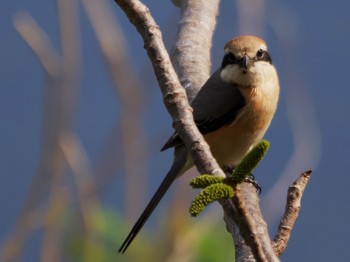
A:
[[118, 147, 188, 253]]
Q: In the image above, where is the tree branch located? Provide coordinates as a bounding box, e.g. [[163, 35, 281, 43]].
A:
[[114, 0, 224, 177], [221, 181, 279, 262], [272, 170, 312, 256], [170, 0, 219, 102]]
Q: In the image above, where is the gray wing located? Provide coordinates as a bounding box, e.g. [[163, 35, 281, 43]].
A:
[[161, 69, 245, 151]]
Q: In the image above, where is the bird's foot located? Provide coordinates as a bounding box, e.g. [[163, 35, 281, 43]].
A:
[[244, 174, 261, 194], [223, 165, 236, 175]]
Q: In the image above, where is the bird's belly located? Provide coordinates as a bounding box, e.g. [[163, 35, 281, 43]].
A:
[[204, 113, 269, 167]]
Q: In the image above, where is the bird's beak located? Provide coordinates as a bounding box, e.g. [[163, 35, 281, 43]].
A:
[[239, 55, 251, 69]]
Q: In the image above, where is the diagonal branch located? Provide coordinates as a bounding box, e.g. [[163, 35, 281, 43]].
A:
[[114, 0, 224, 177]]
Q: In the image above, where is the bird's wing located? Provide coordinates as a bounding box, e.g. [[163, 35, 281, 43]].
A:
[[161, 69, 246, 151]]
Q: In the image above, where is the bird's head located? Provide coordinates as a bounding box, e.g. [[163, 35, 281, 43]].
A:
[[220, 35, 275, 87]]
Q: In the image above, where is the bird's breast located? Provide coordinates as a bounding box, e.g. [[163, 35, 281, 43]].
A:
[[204, 80, 279, 167]]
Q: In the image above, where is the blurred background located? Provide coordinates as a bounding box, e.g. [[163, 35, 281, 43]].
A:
[[1, 0, 349, 261]]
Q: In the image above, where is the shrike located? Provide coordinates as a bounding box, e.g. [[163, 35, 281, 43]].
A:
[[119, 35, 280, 253]]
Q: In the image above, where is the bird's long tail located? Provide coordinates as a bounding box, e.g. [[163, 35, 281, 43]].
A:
[[118, 147, 188, 253]]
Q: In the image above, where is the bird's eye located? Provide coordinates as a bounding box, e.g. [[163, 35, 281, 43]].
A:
[[221, 53, 237, 68], [255, 49, 272, 63], [256, 49, 265, 60], [227, 53, 237, 63]]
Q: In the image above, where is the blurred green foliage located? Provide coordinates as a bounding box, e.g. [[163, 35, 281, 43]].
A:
[[64, 208, 236, 261]]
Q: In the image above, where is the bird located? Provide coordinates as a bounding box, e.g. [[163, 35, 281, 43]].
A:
[[119, 35, 280, 253]]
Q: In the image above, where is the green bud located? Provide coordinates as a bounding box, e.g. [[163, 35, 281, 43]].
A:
[[190, 183, 234, 217]]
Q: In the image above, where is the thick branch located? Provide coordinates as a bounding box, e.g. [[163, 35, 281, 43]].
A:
[[273, 170, 312, 256], [114, 0, 224, 177], [234, 183, 279, 262], [222, 182, 279, 262], [171, 0, 219, 102]]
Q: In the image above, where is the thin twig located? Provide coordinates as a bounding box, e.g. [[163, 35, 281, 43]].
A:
[[272, 170, 312, 256]]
